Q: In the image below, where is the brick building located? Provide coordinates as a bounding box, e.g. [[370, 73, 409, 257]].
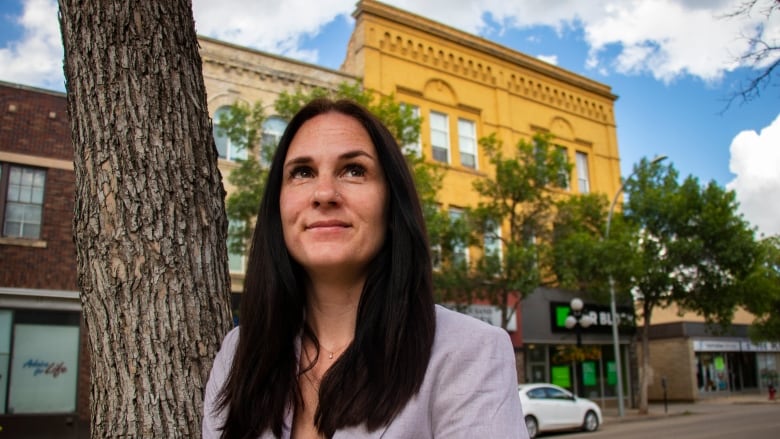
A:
[[0, 81, 89, 437]]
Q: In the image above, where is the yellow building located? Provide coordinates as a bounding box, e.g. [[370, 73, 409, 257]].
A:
[[198, 0, 628, 392], [343, 0, 622, 214]]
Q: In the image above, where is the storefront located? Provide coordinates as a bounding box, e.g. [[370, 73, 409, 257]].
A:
[[646, 321, 780, 401], [521, 288, 634, 408], [694, 338, 779, 395], [0, 288, 87, 438]]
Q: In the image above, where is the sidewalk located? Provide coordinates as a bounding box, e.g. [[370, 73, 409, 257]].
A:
[[602, 393, 780, 423]]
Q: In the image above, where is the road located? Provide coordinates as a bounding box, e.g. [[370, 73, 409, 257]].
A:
[[550, 402, 779, 439]]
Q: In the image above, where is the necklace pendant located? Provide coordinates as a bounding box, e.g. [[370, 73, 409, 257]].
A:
[[328, 352, 334, 359]]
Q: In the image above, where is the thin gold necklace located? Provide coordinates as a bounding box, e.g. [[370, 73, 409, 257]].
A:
[[321, 340, 351, 360]]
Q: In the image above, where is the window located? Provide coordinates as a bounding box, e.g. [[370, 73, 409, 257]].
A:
[[576, 151, 590, 193], [557, 146, 570, 190], [1, 164, 46, 239], [458, 118, 477, 169], [484, 219, 502, 261], [401, 104, 421, 157], [430, 111, 449, 164], [449, 207, 468, 266], [0, 309, 81, 414], [227, 219, 245, 273], [213, 106, 248, 161], [260, 116, 287, 166]]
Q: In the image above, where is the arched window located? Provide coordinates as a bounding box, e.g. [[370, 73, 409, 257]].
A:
[[212, 106, 247, 161]]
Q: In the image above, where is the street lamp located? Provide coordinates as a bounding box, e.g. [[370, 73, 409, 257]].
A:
[[605, 154, 667, 417], [565, 297, 594, 396]]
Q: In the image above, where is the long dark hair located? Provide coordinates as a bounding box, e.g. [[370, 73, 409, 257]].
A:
[[216, 98, 436, 438]]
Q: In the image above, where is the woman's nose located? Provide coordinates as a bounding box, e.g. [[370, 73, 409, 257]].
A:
[[312, 179, 340, 206]]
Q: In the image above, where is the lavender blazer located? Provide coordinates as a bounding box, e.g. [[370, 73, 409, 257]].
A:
[[203, 305, 529, 438]]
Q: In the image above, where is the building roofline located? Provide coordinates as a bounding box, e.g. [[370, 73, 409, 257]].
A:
[[197, 34, 358, 81], [0, 80, 66, 98], [354, 0, 618, 101]]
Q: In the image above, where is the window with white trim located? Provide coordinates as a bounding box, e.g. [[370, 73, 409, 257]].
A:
[[557, 146, 570, 191], [458, 118, 477, 169], [401, 104, 421, 157], [0, 164, 46, 239], [430, 111, 449, 164], [576, 151, 590, 194], [227, 219, 245, 273], [484, 219, 502, 262], [261, 116, 287, 166], [449, 207, 468, 266], [213, 106, 248, 161]]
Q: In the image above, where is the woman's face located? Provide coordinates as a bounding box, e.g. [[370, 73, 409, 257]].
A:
[[280, 112, 388, 280]]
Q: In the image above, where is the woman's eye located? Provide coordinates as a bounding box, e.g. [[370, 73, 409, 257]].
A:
[[344, 164, 366, 178], [290, 166, 313, 179]]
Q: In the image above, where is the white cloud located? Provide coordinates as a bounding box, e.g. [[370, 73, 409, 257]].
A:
[[727, 113, 780, 238], [2, 0, 778, 91], [385, 0, 780, 84], [536, 54, 558, 65], [0, 0, 63, 90], [191, 0, 355, 64]]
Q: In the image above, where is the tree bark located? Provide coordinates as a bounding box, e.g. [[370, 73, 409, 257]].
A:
[[638, 304, 652, 414], [59, 1, 234, 436]]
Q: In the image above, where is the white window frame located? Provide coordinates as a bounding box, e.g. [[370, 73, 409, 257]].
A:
[[227, 219, 246, 273], [557, 145, 570, 191], [576, 151, 590, 194], [260, 116, 287, 167], [458, 118, 478, 169], [213, 106, 248, 161], [1, 164, 46, 239], [484, 219, 502, 262], [401, 104, 422, 157], [449, 207, 468, 266], [430, 111, 450, 164]]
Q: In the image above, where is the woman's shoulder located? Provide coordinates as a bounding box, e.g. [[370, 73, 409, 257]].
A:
[[434, 304, 508, 343], [214, 326, 241, 368]]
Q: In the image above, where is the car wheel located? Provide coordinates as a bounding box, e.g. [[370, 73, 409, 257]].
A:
[[525, 415, 538, 439], [582, 410, 599, 432]]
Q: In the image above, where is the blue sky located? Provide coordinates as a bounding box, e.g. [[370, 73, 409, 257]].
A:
[[1, 0, 778, 236]]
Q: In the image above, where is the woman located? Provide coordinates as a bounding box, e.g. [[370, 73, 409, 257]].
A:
[[203, 98, 527, 439]]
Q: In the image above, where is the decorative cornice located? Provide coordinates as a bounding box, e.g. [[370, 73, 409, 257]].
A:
[[354, 0, 617, 125]]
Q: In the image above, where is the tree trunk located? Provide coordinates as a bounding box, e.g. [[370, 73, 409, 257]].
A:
[[59, 1, 234, 437]]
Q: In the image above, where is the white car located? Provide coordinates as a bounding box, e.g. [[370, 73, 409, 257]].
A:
[[518, 383, 603, 438]]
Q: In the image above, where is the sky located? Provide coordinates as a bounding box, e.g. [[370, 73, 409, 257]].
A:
[[1, 0, 778, 237]]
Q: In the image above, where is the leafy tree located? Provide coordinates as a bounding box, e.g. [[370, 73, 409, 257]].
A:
[[742, 235, 780, 341], [59, 0, 233, 436], [552, 157, 767, 414], [217, 82, 446, 257], [436, 133, 570, 329]]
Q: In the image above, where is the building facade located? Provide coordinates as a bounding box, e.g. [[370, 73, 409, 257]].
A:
[[644, 306, 778, 402], [341, 0, 623, 386], [0, 81, 89, 437], [199, 35, 357, 296], [521, 288, 635, 408]]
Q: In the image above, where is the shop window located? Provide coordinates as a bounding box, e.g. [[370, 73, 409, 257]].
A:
[[1, 309, 80, 414], [0, 163, 46, 239]]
